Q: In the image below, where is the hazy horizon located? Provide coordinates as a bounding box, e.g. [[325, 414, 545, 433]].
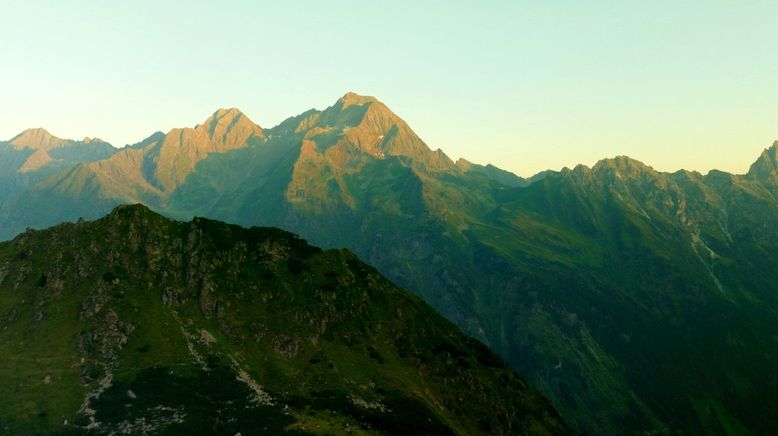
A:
[[2, 1, 777, 177]]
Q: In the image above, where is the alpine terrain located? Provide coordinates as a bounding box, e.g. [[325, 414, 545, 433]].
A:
[[1, 93, 776, 434], [0, 204, 569, 435]]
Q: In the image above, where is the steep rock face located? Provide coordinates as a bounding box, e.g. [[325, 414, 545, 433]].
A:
[[17, 149, 53, 172], [0, 205, 569, 435], [154, 108, 263, 191], [747, 142, 778, 188], [321, 92, 453, 169], [281, 93, 454, 215]]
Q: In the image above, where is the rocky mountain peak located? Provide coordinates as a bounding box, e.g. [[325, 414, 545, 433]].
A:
[[591, 156, 656, 179], [455, 158, 474, 170], [147, 109, 263, 192], [746, 141, 778, 185], [199, 107, 263, 145], [337, 92, 379, 108], [9, 127, 67, 150], [107, 203, 157, 219], [593, 155, 651, 170], [757, 140, 777, 164], [81, 136, 108, 144], [300, 93, 453, 170]]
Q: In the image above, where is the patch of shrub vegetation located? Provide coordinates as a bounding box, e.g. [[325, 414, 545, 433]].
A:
[[91, 362, 299, 435]]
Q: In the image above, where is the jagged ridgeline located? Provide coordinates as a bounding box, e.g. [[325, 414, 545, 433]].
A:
[[0, 205, 570, 435]]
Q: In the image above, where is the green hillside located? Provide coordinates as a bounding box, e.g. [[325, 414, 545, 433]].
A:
[[0, 204, 568, 435]]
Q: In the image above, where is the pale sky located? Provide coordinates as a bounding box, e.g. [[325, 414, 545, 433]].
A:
[[1, 1, 777, 177]]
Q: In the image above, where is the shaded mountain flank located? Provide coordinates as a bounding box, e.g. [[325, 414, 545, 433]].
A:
[[0, 204, 568, 435], [1, 93, 777, 434]]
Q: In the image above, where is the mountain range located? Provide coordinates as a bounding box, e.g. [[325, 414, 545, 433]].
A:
[[2, 93, 777, 434]]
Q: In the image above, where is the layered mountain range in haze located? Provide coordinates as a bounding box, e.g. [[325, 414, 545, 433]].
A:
[[2, 93, 777, 434]]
